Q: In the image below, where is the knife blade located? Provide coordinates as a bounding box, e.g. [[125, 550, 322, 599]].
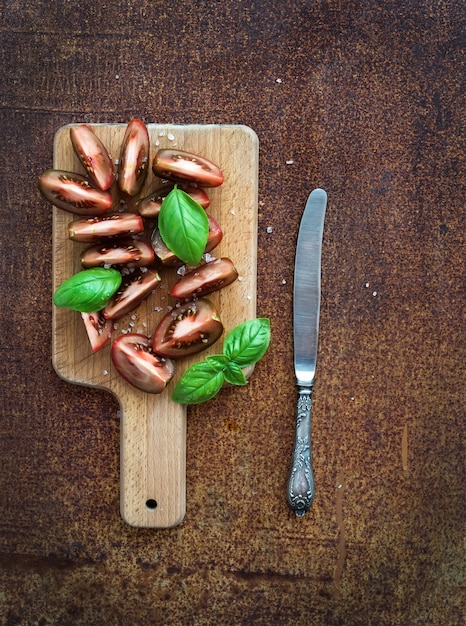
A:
[[287, 188, 327, 516]]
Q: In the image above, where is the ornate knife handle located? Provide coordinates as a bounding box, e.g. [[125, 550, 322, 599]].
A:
[[287, 385, 315, 516]]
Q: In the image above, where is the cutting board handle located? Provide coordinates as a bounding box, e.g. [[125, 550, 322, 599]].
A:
[[119, 391, 187, 528]]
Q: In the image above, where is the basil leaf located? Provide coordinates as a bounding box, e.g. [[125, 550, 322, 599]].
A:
[[53, 268, 122, 312], [172, 361, 225, 405], [223, 318, 271, 367], [223, 361, 247, 386], [206, 355, 231, 371], [158, 186, 209, 266]]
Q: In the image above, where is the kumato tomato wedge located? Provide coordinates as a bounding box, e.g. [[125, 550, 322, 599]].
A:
[[118, 119, 150, 196], [136, 183, 211, 218], [111, 334, 175, 394], [103, 268, 161, 319], [152, 149, 224, 188], [152, 299, 223, 359], [171, 257, 238, 300], [68, 213, 144, 242], [80, 239, 155, 268], [38, 169, 113, 215], [70, 124, 115, 190], [81, 311, 113, 352]]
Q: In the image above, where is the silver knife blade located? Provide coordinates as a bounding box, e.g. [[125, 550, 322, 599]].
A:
[[287, 188, 327, 516]]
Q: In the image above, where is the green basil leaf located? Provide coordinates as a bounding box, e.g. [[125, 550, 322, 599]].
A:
[[206, 355, 231, 371], [172, 361, 225, 405], [223, 318, 271, 367], [158, 186, 209, 266], [223, 361, 247, 386], [53, 268, 122, 312]]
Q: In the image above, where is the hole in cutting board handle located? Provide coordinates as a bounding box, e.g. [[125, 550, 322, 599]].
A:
[[146, 499, 158, 510]]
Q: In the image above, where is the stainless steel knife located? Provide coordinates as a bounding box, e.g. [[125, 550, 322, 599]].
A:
[[287, 188, 327, 516]]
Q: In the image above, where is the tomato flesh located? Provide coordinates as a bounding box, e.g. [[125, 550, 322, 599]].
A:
[[81, 239, 155, 268], [152, 149, 224, 188], [152, 298, 223, 358], [111, 334, 175, 393], [171, 257, 238, 300], [103, 268, 161, 319], [81, 311, 113, 352], [68, 213, 144, 242], [70, 124, 115, 190], [38, 169, 113, 215], [118, 119, 150, 196]]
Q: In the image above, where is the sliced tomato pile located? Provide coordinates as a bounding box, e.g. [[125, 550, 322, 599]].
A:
[[39, 120, 240, 394]]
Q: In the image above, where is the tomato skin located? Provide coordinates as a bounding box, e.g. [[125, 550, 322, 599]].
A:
[[171, 257, 238, 300], [81, 311, 113, 352], [70, 124, 115, 190], [81, 239, 155, 268], [68, 212, 144, 243], [38, 169, 113, 215], [136, 183, 211, 218], [103, 268, 161, 319], [150, 215, 223, 267], [118, 119, 150, 196], [111, 334, 175, 394], [152, 298, 223, 359], [152, 149, 224, 188], [204, 214, 223, 252]]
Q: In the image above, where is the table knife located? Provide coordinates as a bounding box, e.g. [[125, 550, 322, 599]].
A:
[[287, 188, 327, 516]]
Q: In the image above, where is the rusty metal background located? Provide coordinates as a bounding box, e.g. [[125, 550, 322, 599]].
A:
[[1, 1, 464, 624]]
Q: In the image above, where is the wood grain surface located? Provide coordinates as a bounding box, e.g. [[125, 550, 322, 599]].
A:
[[1, 0, 464, 625], [52, 123, 259, 528]]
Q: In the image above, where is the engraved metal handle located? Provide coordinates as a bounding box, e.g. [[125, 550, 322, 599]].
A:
[[287, 385, 315, 516]]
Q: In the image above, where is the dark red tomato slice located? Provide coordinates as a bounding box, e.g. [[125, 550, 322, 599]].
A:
[[152, 149, 224, 188], [136, 183, 211, 218], [171, 257, 238, 300], [150, 227, 180, 266], [111, 333, 175, 394], [150, 215, 223, 267], [103, 268, 161, 319], [70, 124, 115, 190], [118, 119, 150, 196], [38, 169, 113, 215], [152, 298, 223, 359], [204, 214, 223, 252], [81, 239, 155, 268], [181, 184, 211, 209], [81, 311, 113, 352], [68, 212, 144, 242]]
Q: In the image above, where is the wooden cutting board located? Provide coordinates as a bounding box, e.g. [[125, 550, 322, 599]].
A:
[[52, 123, 259, 527]]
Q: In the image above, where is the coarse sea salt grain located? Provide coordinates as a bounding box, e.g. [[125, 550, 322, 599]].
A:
[[286, 159, 294, 165], [372, 291, 377, 297], [266, 226, 273, 233], [103, 369, 108, 376], [168, 133, 175, 140]]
